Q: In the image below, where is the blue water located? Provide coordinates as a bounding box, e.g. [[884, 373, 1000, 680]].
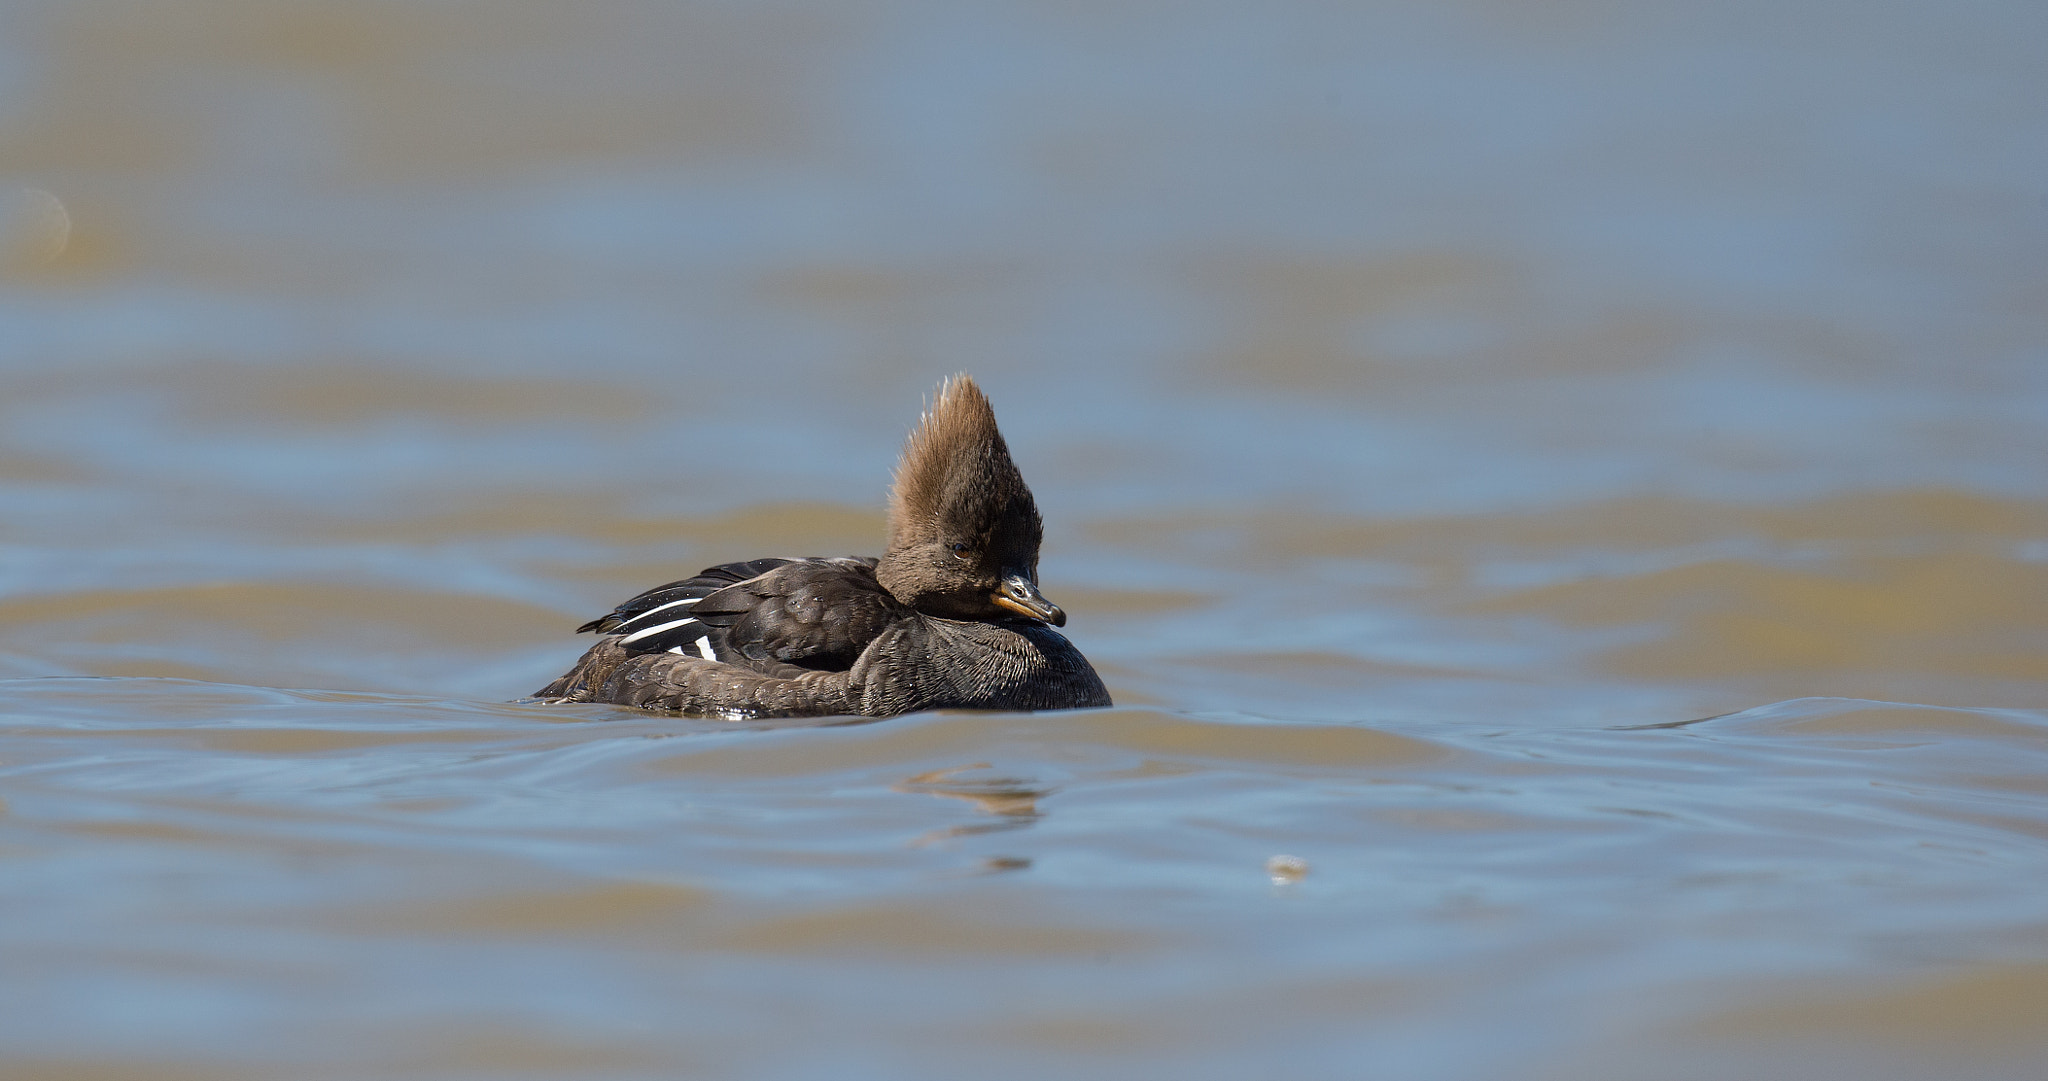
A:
[[3, 1, 2046, 1078]]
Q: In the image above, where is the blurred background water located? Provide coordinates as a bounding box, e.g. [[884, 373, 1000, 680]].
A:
[[2, 1, 2046, 1079]]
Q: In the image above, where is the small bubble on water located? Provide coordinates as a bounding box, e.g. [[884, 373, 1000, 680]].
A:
[[1266, 854, 1309, 884], [2, 188, 71, 264]]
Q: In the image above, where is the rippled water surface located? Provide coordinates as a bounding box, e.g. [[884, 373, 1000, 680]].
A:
[[4, 2, 2046, 1079]]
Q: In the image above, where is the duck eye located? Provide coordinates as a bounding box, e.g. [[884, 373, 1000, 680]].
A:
[[948, 542, 971, 558]]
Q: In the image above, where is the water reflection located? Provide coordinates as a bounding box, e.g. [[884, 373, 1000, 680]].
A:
[[897, 762, 1048, 845]]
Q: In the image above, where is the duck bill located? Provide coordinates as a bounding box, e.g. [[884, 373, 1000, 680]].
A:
[[992, 573, 1066, 627]]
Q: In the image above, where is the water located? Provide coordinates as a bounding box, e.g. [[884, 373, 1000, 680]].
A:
[[4, 1, 2046, 1078]]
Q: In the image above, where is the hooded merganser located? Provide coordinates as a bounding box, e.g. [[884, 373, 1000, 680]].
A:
[[536, 375, 1111, 718]]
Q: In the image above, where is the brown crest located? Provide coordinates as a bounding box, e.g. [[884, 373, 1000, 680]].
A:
[[886, 374, 1037, 551]]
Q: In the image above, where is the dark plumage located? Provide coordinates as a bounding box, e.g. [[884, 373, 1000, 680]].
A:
[[535, 375, 1111, 719]]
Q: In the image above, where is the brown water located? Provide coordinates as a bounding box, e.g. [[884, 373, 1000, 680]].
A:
[[4, 1, 2047, 1079]]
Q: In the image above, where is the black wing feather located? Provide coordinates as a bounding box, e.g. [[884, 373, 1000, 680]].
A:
[[688, 558, 899, 671], [578, 558, 798, 656], [580, 557, 899, 674]]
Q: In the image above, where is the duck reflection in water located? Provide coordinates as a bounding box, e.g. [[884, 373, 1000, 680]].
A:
[[898, 763, 1049, 852]]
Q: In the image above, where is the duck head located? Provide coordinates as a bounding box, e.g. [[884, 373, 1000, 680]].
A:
[[875, 375, 1067, 627]]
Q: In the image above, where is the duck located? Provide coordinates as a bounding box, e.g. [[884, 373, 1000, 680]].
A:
[[535, 375, 1112, 718]]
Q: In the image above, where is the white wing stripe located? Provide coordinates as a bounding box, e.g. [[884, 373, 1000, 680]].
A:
[[620, 616, 699, 645], [618, 595, 700, 628], [694, 635, 717, 660]]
